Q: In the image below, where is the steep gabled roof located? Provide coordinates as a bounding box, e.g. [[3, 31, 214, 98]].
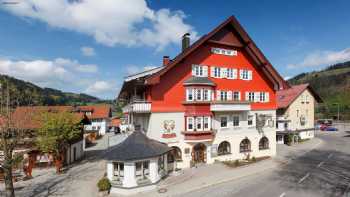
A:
[[145, 16, 289, 90], [277, 84, 322, 109]]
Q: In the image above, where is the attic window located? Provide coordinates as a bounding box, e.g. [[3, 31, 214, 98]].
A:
[[279, 95, 285, 100], [211, 47, 237, 56]]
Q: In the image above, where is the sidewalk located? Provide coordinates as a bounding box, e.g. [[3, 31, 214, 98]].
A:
[[123, 137, 323, 197]]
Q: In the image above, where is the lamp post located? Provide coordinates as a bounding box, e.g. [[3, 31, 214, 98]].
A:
[[332, 103, 340, 122]]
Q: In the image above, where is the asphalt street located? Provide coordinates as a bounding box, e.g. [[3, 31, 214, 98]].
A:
[[179, 125, 350, 197]]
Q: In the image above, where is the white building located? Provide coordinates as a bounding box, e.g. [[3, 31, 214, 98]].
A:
[[276, 84, 322, 144], [79, 105, 112, 135]]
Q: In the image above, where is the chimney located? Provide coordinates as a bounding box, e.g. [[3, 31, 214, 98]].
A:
[[182, 33, 190, 52], [163, 56, 170, 66]]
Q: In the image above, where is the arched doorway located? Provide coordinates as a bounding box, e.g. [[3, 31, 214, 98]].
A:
[[192, 143, 206, 163]]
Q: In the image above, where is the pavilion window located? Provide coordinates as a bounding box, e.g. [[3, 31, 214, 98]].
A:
[[158, 155, 165, 173], [136, 161, 149, 179], [113, 162, 124, 179]]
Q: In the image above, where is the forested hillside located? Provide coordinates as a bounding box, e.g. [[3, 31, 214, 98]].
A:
[[288, 61, 350, 120], [0, 74, 101, 106]]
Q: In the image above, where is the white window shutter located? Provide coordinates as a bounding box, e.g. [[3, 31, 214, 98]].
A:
[[238, 91, 241, 101], [239, 70, 243, 79], [186, 89, 189, 101], [207, 89, 212, 101], [211, 91, 215, 101], [203, 66, 208, 77], [217, 90, 221, 101], [248, 70, 253, 80], [228, 91, 232, 100], [245, 92, 249, 101], [233, 69, 238, 79], [192, 65, 196, 76], [266, 92, 269, 102], [255, 92, 260, 102], [211, 67, 215, 77]]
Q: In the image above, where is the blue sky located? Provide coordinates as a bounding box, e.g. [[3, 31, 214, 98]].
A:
[[0, 0, 349, 99]]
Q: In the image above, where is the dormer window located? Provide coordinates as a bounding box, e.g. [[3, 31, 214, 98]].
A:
[[192, 65, 208, 77]]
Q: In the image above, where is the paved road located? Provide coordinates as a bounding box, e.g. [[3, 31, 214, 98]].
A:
[[180, 127, 350, 197]]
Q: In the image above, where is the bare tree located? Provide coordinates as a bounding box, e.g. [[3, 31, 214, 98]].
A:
[[0, 80, 28, 197]]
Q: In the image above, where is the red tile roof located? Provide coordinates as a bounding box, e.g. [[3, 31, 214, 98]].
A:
[[77, 105, 111, 119], [277, 84, 322, 109], [6, 106, 86, 130]]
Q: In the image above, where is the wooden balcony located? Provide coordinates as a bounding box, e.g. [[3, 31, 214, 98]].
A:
[[181, 130, 216, 142]]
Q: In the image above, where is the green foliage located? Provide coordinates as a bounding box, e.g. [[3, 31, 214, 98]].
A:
[[97, 177, 111, 191], [252, 156, 256, 162], [36, 112, 82, 156]]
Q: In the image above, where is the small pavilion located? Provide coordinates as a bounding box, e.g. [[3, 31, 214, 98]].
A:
[[106, 131, 172, 195]]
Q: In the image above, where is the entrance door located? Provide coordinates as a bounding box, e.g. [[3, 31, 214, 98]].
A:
[[192, 143, 206, 163]]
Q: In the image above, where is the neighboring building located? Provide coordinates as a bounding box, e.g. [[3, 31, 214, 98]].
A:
[[276, 84, 322, 144], [118, 16, 287, 170], [110, 116, 121, 133], [0, 106, 88, 168], [78, 105, 112, 135]]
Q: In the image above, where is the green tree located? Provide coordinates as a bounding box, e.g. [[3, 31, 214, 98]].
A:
[[36, 111, 82, 174]]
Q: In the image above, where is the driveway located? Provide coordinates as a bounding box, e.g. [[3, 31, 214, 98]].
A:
[[179, 124, 350, 197]]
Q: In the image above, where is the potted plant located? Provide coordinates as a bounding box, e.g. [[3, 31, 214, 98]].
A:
[[97, 177, 111, 196]]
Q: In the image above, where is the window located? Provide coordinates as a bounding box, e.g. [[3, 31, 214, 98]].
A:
[[212, 67, 221, 78], [239, 139, 251, 153], [305, 95, 309, 103], [218, 141, 231, 155], [233, 91, 240, 101], [220, 91, 228, 101], [158, 155, 165, 173], [204, 117, 210, 130], [248, 115, 254, 126], [259, 137, 269, 150], [192, 65, 208, 77], [113, 162, 124, 178], [187, 116, 211, 131], [240, 69, 252, 80], [187, 117, 194, 131], [195, 89, 202, 101], [233, 115, 239, 127], [259, 92, 266, 102], [136, 161, 149, 178], [196, 117, 203, 131], [186, 89, 194, 101], [220, 116, 228, 128], [187, 88, 211, 102], [247, 92, 255, 102], [227, 68, 237, 79], [297, 110, 299, 117], [211, 47, 237, 56]]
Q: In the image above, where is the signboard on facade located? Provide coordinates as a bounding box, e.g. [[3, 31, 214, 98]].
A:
[[211, 144, 218, 157]]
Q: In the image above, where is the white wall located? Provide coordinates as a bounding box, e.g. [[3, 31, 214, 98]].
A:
[[84, 118, 109, 135], [66, 140, 84, 165]]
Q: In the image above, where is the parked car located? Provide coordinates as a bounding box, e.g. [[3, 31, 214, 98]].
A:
[[324, 127, 338, 131]]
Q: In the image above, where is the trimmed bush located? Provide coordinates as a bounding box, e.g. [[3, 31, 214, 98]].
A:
[[97, 177, 111, 192]]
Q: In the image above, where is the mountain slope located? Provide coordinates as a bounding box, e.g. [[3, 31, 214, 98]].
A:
[[0, 74, 100, 106], [288, 61, 350, 119]]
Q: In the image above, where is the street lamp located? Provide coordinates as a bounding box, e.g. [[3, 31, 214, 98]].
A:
[[332, 103, 340, 122]]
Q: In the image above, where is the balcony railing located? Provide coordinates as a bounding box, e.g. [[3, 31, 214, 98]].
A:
[[210, 100, 251, 111], [181, 130, 216, 141], [122, 99, 151, 113]]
